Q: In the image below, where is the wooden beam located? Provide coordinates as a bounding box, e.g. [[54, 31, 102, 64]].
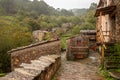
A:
[[95, 5, 116, 17], [101, 45, 105, 66]]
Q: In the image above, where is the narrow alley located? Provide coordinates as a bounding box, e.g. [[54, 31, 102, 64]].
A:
[[55, 51, 105, 80]]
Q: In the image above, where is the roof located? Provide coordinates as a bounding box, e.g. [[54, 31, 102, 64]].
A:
[[95, 5, 116, 17]]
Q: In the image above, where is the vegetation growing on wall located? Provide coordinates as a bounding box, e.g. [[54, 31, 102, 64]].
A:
[[100, 44, 120, 80]]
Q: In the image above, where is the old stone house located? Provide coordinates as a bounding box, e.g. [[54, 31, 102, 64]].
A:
[[95, 0, 120, 78], [95, 0, 120, 43], [33, 30, 48, 42]]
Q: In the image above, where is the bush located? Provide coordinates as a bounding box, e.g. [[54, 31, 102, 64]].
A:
[[72, 25, 81, 35], [0, 16, 33, 73]]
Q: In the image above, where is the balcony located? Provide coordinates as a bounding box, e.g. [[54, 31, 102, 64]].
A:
[[95, 0, 116, 17], [95, 5, 116, 17]]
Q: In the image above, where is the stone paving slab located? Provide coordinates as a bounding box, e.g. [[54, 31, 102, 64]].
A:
[[55, 52, 105, 80]]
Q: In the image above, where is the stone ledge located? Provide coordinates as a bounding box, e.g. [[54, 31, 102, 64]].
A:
[[8, 39, 60, 53]]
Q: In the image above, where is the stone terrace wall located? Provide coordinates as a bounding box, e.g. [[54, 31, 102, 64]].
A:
[[8, 39, 61, 70]]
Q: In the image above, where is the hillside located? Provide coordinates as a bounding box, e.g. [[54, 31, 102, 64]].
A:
[[71, 8, 88, 16]]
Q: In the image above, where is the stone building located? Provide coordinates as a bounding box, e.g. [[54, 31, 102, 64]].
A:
[[95, 0, 120, 78], [33, 30, 48, 42], [95, 0, 120, 43]]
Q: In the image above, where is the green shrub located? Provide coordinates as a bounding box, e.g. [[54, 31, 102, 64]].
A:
[[100, 68, 116, 80]]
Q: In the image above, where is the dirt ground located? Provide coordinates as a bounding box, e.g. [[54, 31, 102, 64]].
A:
[[54, 51, 105, 80]]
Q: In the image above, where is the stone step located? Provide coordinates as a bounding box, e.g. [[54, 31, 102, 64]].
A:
[[15, 68, 42, 77], [0, 55, 61, 80], [5, 71, 34, 80], [15, 68, 35, 76]]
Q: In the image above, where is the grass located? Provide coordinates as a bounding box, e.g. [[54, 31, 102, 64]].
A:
[[0, 73, 5, 77], [99, 66, 116, 80], [60, 33, 73, 49]]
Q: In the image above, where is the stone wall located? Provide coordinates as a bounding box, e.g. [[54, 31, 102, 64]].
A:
[[115, 0, 120, 43], [0, 55, 61, 80], [8, 39, 61, 70]]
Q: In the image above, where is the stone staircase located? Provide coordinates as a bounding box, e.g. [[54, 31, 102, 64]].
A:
[[0, 55, 61, 80]]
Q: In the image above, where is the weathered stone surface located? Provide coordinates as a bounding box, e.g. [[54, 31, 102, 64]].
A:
[[55, 52, 105, 80], [5, 71, 34, 80], [0, 78, 15, 80], [8, 39, 61, 70], [0, 55, 61, 80], [115, 0, 120, 42]]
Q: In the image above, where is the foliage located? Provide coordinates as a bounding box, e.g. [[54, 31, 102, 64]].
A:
[[60, 9, 74, 16], [61, 36, 69, 49], [107, 44, 120, 52], [89, 3, 97, 10], [72, 25, 81, 35], [101, 70, 116, 80], [101, 44, 120, 80], [0, 0, 16, 15], [43, 32, 51, 41], [99, 67, 116, 80], [0, 73, 5, 77], [61, 33, 73, 49], [23, 17, 40, 31], [0, 54, 10, 73], [0, 0, 74, 16], [0, 16, 32, 73], [0, 17, 32, 52], [71, 8, 87, 16], [61, 37, 67, 49]]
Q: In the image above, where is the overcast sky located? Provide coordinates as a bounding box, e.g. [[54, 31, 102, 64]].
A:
[[43, 0, 99, 10]]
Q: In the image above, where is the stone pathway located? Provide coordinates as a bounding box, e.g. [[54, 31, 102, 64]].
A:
[[54, 51, 105, 80]]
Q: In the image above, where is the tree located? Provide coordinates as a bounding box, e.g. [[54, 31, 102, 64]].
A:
[[23, 18, 40, 31], [0, 0, 16, 15], [60, 9, 74, 16], [0, 17, 32, 72], [72, 25, 81, 35], [89, 3, 97, 10]]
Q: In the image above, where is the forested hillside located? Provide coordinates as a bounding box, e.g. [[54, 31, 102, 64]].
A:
[[71, 8, 87, 16], [0, 0, 97, 74], [0, 0, 74, 16]]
